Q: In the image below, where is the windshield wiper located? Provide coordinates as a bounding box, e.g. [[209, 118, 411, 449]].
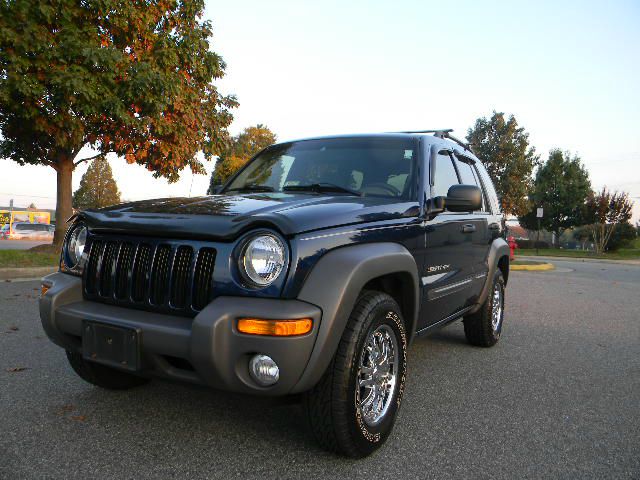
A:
[[226, 184, 275, 193], [283, 183, 362, 197]]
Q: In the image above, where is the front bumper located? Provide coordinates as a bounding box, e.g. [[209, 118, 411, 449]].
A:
[[40, 272, 322, 396]]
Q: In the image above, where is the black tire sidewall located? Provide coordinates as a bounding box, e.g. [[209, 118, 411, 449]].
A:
[[346, 297, 407, 453]]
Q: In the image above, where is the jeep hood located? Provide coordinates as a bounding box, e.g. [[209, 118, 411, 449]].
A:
[[79, 193, 419, 241]]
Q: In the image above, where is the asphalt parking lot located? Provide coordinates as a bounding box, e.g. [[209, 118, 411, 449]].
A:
[[1, 259, 638, 479]]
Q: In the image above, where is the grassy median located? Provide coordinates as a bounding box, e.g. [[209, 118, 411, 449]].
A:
[[0, 250, 59, 268], [517, 238, 640, 260]]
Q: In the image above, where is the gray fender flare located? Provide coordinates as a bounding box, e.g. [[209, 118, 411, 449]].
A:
[[291, 242, 419, 393], [474, 237, 510, 310]]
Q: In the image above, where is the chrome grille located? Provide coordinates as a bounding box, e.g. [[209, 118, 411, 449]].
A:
[[83, 237, 216, 316]]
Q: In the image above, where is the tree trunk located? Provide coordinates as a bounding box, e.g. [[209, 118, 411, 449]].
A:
[[53, 157, 74, 247]]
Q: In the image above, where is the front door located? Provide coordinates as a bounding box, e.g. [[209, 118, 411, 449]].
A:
[[418, 150, 482, 329]]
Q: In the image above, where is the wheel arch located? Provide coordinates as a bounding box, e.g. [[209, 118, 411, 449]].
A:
[[473, 237, 510, 311], [362, 272, 418, 337], [292, 242, 419, 393]]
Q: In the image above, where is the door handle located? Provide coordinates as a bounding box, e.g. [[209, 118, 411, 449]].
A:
[[462, 224, 476, 233]]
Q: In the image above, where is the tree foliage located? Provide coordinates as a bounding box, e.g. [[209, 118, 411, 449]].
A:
[[519, 149, 591, 241], [0, 0, 236, 243], [583, 188, 633, 254], [73, 156, 121, 210], [606, 222, 637, 251], [208, 124, 276, 192], [466, 111, 539, 216]]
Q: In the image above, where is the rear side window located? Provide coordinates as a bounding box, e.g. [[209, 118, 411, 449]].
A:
[[15, 224, 29, 231], [431, 152, 460, 198], [475, 162, 501, 213]]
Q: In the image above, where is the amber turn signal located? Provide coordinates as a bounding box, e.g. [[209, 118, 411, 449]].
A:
[[237, 318, 313, 336], [41, 284, 50, 297]]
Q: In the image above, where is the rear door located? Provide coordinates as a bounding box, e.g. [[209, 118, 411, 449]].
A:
[[419, 149, 477, 328]]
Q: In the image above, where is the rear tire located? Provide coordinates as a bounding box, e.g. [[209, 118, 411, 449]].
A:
[[66, 350, 150, 390], [463, 269, 505, 347], [304, 291, 408, 458]]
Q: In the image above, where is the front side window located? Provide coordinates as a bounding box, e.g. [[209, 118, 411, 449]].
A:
[[454, 154, 490, 212], [431, 152, 460, 198], [454, 157, 477, 186], [224, 138, 417, 200]]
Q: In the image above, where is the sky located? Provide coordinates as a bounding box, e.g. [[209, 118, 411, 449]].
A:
[[1, 0, 639, 222]]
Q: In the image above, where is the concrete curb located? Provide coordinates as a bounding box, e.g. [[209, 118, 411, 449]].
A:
[[517, 255, 640, 266], [511, 263, 555, 271], [0, 267, 57, 281]]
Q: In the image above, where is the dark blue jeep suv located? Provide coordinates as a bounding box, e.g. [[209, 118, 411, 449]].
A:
[[40, 130, 510, 457]]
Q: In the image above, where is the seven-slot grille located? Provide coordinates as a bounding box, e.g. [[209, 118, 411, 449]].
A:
[[84, 237, 217, 316]]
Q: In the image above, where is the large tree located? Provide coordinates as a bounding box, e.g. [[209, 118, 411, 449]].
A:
[[208, 124, 276, 192], [0, 0, 236, 244], [519, 149, 591, 243], [73, 156, 121, 210], [584, 188, 633, 254], [467, 111, 539, 216]]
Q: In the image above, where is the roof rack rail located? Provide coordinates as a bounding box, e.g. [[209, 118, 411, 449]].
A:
[[395, 129, 474, 153]]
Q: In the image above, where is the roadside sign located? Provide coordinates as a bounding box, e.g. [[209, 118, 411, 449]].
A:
[[536, 207, 543, 218]]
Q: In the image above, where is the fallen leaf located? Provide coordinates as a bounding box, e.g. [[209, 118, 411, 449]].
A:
[[70, 415, 86, 422], [6, 367, 28, 372], [8, 326, 18, 331]]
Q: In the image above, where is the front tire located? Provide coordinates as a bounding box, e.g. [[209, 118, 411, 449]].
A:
[[304, 291, 408, 458], [66, 350, 150, 390], [463, 269, 505, 347]]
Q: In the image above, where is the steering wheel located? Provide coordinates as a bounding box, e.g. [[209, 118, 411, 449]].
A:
[[362, 182, 402, 197]]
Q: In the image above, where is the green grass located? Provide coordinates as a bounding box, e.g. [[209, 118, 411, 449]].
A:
[[517, 244, 640, 260], [0, 250, 59, 268]]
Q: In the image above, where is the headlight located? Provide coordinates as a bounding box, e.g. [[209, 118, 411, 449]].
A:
[[64, 223, 88, 270], [240, 234, 286, 287]]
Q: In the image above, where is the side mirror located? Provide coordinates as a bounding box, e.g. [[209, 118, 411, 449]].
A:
[[445, 184, 482, 212]]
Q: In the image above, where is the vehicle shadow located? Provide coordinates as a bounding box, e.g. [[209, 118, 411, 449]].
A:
[[416, 322, 469, 347], [67, 376, 325, 457], [47, 322, 477, 474]]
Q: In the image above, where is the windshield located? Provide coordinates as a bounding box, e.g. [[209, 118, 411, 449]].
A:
[[224, 137, 418, 200]]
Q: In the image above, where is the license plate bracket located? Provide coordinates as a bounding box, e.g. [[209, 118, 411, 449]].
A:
[[82, 321, 141, 372]]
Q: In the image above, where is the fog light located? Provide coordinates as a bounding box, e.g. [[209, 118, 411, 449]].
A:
[[249, 354, 280, 387]]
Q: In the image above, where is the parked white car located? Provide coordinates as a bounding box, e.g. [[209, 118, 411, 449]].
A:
[[7, 222, 54, 240]]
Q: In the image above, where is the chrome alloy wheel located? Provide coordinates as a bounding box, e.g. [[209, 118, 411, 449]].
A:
[[491, 282, 504, 332], [356, 324, 399, 427]]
